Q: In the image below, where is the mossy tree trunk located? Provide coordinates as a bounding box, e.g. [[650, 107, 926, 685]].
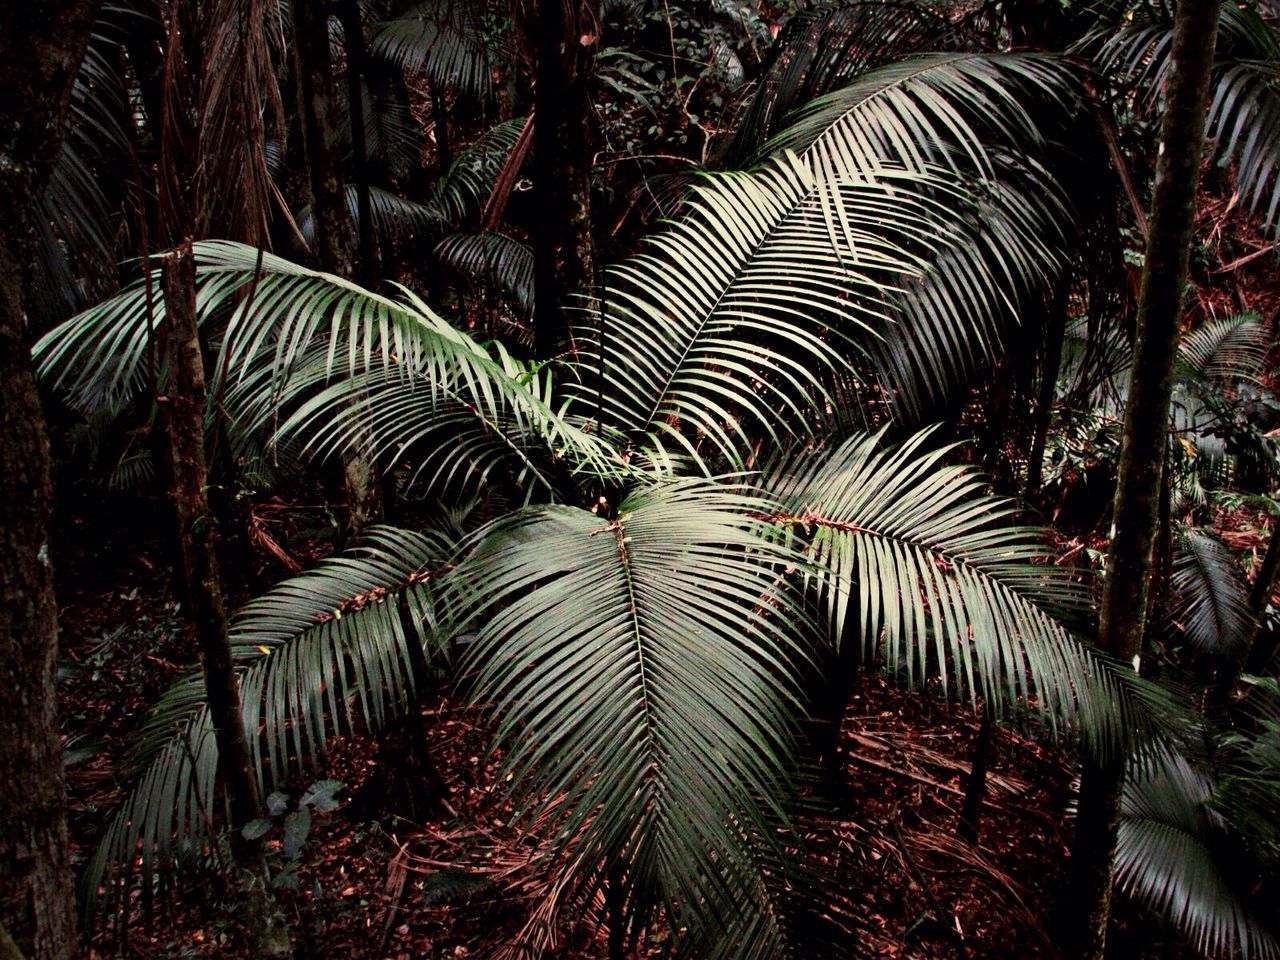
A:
[[0, 1, 101, 956], [160, 243, 291, 959], [1067, 0, 1223, 955]]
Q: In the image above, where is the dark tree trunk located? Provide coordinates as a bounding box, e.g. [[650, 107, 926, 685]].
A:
[[337, 0, 379, 290], [290, 0, 383, 536], [957, 703, 995, 844], [1026, 286, 1068, 501], [531, 0, 600, 361], [159, 244, 291, 959], [291, 0, 355, 280], [0, 2, 101, 957], [1240, 520, 1280, 677], [1066, 0, 1222, 956], [430, 82, 452, 173]]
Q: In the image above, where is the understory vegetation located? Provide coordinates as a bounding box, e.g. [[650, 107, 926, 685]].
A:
[[2, 0, 1280, 959]]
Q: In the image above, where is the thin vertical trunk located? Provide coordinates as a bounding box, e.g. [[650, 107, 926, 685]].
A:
[[1026, 286, 1068, 501], [291, 0, 382, 535], [531, 0, 600, 360], [430, 81, 452, 172], [1236, 519, 1280, 677], [337, 0, 379, 290], [0, 2, 101, 957], [957, 703, 995, 844], [160, 243, 291, 959], [1067, 1, 1222, 956]]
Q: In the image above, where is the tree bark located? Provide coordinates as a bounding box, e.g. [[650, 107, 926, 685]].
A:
[[957, 703, 995, 844], [531, 0, 600, 361], [290, 0, 383, 536], [0, 2, 102, 957], [1066, 0, 1222, 956], [337, 0, 379, 290], [160, 244, 290, 959], [1240, 519, 1280, 676]]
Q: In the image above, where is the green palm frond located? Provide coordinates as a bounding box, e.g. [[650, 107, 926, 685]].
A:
[[1179, 313, 1272, 386], [434, 230, 533, 312], [428, 116, 529, 224], [1086, 5, 1280, 236], [84, 527, 449, 919], [370, 0, 508, 97], [724, 1, 960, 163], [297, 185, 446, 249], [1170, 526, 1256, 657], [759, 429, 1157, 752], [579, 152, 954, 467], [450, 478, 814, 956], [1119, 750, 1280, 960], [35, 241, 612, 489], [249, 343, 617, 502]]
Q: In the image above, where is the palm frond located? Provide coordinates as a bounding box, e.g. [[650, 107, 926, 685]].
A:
[[83, 527, 450, 919], [1119, 750, 1280, 960], [1170, 526, 1256, 657], [1086, 5, 1280, 236], [434, 230, 533, 312], [370, 0, 506, 97], [297, 184, 446, 249], [450, 478, 813, 956], [1179, 313, 1272, 386], [759, 429, 1162, 753], [579, 152, 955, 467], [35, 241, 613, 488]]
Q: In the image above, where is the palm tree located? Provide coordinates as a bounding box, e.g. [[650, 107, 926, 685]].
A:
[[29, 2, 1280, 957]]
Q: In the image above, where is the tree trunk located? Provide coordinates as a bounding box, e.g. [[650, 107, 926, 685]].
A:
[[337, 0, 379, 290], [1026, 286, 1068, 501], [160, 243, 291, 959], [291, 0, 383, 536], [0, 2, 102, 957], [957, 703, 995, 844], [1066, 0, 1222, 956], [531, 0, 600, 361], [1240, 519, 1280, 676]]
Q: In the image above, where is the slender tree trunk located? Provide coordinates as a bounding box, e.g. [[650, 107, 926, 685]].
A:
[[429, 81, 452, 173], [1066, 1, 1222, 956], [957, 703, 995, 844], [531, 0, 600, 360], [291, 0, 382, 535], [1240, 520, 1280, 676], [1027, 286, 1068, 500], [160, 243, 291, 959], [0, 2, 101, 957], [337, 0, 379, 290]]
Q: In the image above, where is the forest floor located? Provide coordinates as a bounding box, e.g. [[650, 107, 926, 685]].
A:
[[55, 502, 1205, 960]]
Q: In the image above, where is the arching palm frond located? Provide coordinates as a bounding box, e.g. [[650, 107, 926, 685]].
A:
[[1119, 751, 1280, 960], [1087, 4, 1280, 236], [724, 0, 961, 163], [34, 241, 612, 487], [240, 342, 618, 503], [434, 230, 533, 312], [759, 429, 1161, 753], [579, 152, 960, 469], [1170, 526, 1256, 657], [83, 527, 450, 919], [1179, 312, 1272, 386], [429, 116, 529, 224], [370, 0, 505, 97], [752, 52, 1081, 423], [449, 479, 815, 958], [296, 184, 446, 249]]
